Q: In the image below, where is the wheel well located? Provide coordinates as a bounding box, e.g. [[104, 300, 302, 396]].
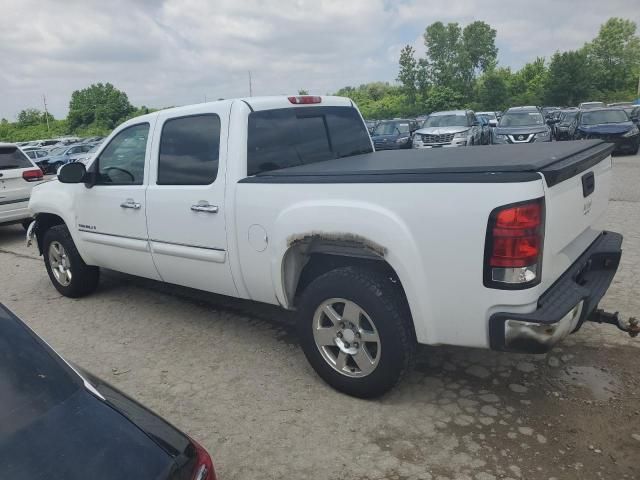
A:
[[282, 237, 404, 307], [34, 213, 65, 254]]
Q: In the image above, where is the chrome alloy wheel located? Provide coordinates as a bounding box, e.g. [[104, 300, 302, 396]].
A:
[[48, 241, 72, 286], [312, 298, 381, 378]]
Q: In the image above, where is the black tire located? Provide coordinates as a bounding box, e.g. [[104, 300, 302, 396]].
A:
[[297, 266, 415, 398], [21, 219, 33, 231], [42, 224, 100, 297]]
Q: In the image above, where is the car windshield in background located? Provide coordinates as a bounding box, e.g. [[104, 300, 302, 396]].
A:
[[0, 147, 33, 170], [247, 106, 373, 176], [422, 115, 467, 128], [373, 122, 410, 135], [499, 112, 544, 127], [561, 111, 578, 122], [581, 110, 629, 125], [48, 147, 67, 156]]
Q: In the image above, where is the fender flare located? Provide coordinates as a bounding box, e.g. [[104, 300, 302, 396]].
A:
[[270, 199, 435, 343]]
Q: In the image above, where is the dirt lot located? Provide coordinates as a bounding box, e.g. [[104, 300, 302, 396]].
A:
[[1, 153, 639, 480]]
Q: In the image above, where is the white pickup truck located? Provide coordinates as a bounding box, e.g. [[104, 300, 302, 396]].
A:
[[27, 95, 634, 398]]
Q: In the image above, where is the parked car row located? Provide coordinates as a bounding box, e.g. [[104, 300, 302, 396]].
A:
[[366, 99, 639, 154], [14, 136, 106, 174]]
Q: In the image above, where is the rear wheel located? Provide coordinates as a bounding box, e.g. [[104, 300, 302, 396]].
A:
[[43, 225, 99, 297], [297, 267, 415, 398]]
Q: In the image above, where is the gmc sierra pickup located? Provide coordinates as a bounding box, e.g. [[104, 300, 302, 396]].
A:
[[27, 95, 634, 398]]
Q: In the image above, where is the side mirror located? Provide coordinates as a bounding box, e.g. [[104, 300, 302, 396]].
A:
[[488, 120, 498, 127], [57, 162, 87, 183]]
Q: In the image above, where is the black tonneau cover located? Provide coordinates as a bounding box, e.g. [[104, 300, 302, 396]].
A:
[[241, 140, 613, 186]]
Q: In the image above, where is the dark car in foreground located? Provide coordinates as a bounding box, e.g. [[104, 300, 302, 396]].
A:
[[571, 108, 640, 154], [491, 106, 552, 144], [370, 119, 418, 150], [0, 303, 216, 480]]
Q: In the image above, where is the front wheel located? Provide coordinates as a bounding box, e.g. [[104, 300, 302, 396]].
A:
[[43, 225, 100, 297], [297, 267, 415, 398]]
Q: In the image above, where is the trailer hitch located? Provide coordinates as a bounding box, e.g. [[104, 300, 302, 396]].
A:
[[587, 309, 639, 338]]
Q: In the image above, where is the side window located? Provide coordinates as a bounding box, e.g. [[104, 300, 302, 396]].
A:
[[96, 123, 149, 185], [157, 114, 220, 185]]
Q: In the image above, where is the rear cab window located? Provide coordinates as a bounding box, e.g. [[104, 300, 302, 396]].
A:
[[247, 106, 372, 176], [0, 147, 33, 170]]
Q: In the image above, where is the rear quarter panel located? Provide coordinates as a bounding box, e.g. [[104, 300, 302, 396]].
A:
[[234, 179, 546, 348]]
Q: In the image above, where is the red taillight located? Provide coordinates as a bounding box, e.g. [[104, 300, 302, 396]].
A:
[[190, 438, 216, 480], [486, 199, 544, 287], [23, 169, 44, 182], [288, 95, 322, 104]]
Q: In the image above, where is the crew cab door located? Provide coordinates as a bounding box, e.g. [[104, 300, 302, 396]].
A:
[[145, 105, 237, 296], [74, 122, 160, 280]]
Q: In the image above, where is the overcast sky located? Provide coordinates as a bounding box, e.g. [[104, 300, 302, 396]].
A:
[[1, 0, 638, 119]]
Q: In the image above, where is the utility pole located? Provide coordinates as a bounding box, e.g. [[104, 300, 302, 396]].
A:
[[42, 94, 50, 134], [248, 71, 253, 97]]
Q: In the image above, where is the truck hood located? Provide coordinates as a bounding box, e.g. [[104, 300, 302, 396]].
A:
[[578, 122, 634, 135], [415, 126, 469, 136], [494, 125, 549, 136]]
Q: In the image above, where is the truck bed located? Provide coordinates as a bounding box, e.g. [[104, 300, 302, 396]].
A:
[[241, 140, 614, 186]]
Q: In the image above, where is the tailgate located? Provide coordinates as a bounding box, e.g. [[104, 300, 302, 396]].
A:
[[540, 143, 614, 289]]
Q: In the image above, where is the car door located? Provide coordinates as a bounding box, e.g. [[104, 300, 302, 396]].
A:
[[73, 121, 161, 280], [145, 106, 237, 296]]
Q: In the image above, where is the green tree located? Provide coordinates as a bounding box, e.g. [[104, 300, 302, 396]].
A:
[[423, 22, 463, 88], [397, 45, 419, 104], [476, 67, 512, 111], [16, 108, 49, 126], [422, 21, 498, 100], [424, 86, 464, 113], [545, 50, 594, 105], [67, 82, 134, 131], [585, 18, 640, 98], [298, 89, 309, 95], [509, 57, 548, 105]]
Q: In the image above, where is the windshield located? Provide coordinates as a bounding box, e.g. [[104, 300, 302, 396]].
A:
[[372, 122, 410, 135], [48, 147, 68, 156], [581, 102, 606, 109], [581, 110, 629, 125], [477, 112, 497, 120], [560, 111, 578, 122], [499, 112, 544, 127], [0, 147, 33, 170], [422, 114, 468, 128]]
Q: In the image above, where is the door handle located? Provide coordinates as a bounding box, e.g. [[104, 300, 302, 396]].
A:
[[191, 202, 218, 213], [120, 199, 141, 209]]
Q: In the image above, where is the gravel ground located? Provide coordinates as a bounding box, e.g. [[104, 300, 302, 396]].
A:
[[1, 152, 639, 480]]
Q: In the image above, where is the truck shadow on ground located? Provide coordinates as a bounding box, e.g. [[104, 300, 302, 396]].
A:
[[97, 267, 622, 405]]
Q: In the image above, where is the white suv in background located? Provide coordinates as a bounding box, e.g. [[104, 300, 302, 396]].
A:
[[0, 143, 44, 229], [412, 110, 482, 148]]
